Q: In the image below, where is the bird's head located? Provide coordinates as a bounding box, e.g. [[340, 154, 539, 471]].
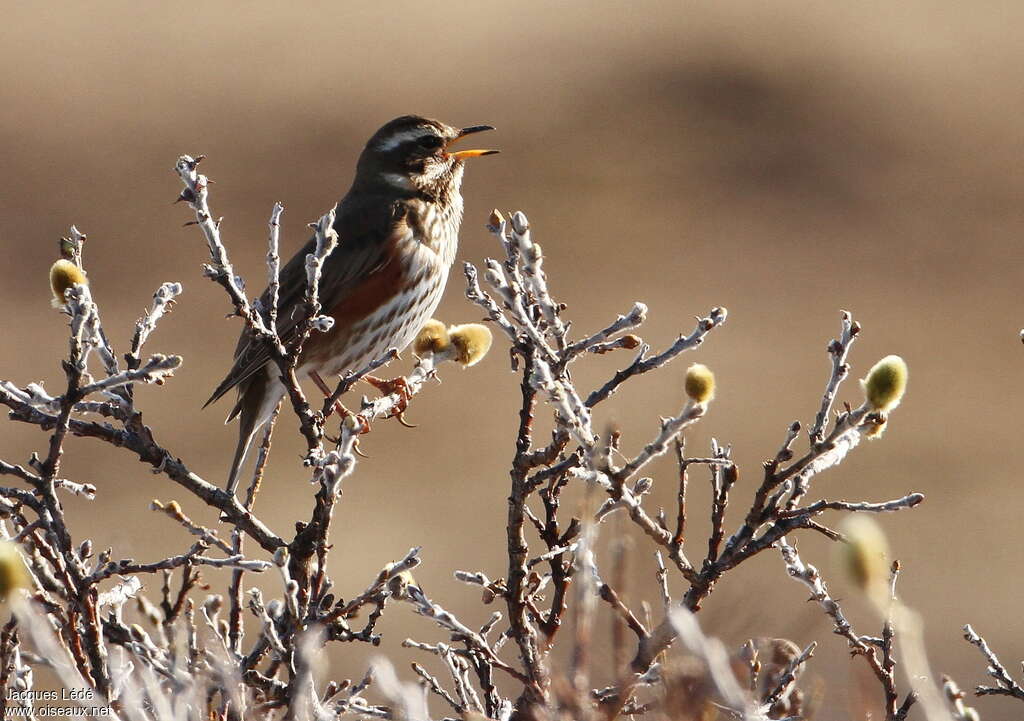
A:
[[355, 116, 497, 200]]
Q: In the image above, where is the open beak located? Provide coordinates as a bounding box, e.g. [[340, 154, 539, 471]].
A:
[[447, 125, 499, 160]]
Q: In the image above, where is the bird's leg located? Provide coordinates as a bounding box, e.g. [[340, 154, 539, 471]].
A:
[[310, 371, 370, 456], [363, 375, 416, 427], [311, 371, 353, 420]]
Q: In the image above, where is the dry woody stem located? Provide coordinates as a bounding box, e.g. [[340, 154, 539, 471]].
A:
[[0, 161, 1003, 721]]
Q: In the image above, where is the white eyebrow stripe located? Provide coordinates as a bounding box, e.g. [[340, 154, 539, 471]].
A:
[[376, 128, 431, 152]]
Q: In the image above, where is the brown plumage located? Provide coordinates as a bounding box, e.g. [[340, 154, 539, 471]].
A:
[[205, 116, 497, 492]]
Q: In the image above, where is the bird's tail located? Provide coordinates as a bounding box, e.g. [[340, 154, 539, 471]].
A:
[[226, 413, 261, 495], [224, 368, 278, 494]]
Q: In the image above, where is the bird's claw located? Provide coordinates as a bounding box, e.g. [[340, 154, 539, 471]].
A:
[[353, 436, 370, 458], [326, 416, 371, 456], [323, 402, 354, 443], [363, 375, 415, 427]]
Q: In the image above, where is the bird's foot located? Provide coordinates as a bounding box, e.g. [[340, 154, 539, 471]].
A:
[[323, 413, 372, 458], [363, 375, 416, 428]]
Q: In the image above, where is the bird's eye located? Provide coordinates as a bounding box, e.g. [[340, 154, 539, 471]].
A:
[[418, 135, 444, 150]]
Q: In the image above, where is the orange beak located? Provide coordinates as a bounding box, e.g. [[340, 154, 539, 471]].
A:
[[447, 125, 499, 159]]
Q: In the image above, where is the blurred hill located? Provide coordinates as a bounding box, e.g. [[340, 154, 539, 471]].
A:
[[2, 2, 1023, 717]]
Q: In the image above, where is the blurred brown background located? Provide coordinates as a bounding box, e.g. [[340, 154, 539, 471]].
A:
[[2, 1, 1023, 717]]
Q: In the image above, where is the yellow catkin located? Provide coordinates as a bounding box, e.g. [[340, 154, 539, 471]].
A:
[[684, 363, 715, 404], [49, 259, 87, 308], [861, 355, 908, 412], [838, 515, 890, 593], [447, 324, 493, 367], [0, 542, 30, 602], [413, 319, 450, 355]]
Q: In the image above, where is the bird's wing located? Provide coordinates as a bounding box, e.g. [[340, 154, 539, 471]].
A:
[[204, 196, 408, 411]]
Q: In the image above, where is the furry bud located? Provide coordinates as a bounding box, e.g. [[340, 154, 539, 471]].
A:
[[510, 211, 529, 234], [447, 324, 493, 367], [49, 259, 87, 308], [861, 355, 908, 412], [413, 319, 449, 356], [684, 363, 715, 404], [864, 416, 888, 439], [0, 542, 30, 601], [204, 595, 223, 615], [838, 516, 890, 594], [387, 566, 418, 599]]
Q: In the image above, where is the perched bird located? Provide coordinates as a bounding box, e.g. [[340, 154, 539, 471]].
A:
[[205, 116, 498, 492]]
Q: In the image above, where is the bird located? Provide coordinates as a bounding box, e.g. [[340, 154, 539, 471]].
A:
[[204, 115, 498, 493]]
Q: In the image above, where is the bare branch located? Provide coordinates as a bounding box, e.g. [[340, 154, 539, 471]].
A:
[[964, 624, 1024, 701]]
